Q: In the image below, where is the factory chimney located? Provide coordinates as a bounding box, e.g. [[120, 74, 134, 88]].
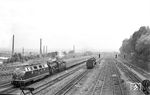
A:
[[22, 48, 24, 55], [73, 45, 75, 53], [40, 38, 42, 55], [46, 46, 47, 54], [12, 35, 15, 56], [43, 46, 45, 54]]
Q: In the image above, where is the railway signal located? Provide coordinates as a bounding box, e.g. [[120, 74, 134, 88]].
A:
[[99, 54, 100, 58], [115, 54, 117, 58]]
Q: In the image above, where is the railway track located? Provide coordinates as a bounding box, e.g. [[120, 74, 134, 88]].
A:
[[53, 69, 89, 95], [0, 76, 13, 92], [115, 59, 142, 83], [27, 58, 101, 95], [0, 81, 11, 88], [118, 57, 150, 78], [112, 61, 124, 95], [0, 82, 15, 94], [0, 87, 17, 94], [114, 59, 144, 94], [99, 61, 124, 95], [90, 64, 107, 95], [89, 59, 124, 95], [22, 64, 86, 95], [0, 60, 87, 95]]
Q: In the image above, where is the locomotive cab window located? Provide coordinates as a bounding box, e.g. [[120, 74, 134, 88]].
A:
[[25, 67, 31, 71], [39, 65, 42, 69], [25, 67, 28, 71], [27, 67, 31, 71], [33, 66, 38, 70]]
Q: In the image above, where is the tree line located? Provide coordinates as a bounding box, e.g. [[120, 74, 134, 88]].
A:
[[120, 26, 150, 71]]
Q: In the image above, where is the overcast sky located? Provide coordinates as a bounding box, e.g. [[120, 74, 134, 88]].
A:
[[0, 0, 150, 52]]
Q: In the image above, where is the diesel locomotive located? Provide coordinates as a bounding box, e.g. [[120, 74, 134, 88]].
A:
[[86, 57, 96, 69], [11, 59, 66, 86]]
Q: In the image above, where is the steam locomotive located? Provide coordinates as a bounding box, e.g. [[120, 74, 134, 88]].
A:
[[11, 59, 66, 87], [86, 57, 96, 69]]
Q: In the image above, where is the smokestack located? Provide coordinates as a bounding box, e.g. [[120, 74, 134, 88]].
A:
[[12, 35, 14, 55], [46, 46, 47, 54], [22, 48, 24, 55], [43, 46, 45, 54], [73, 45, 75, 53], [40, 38, 42, 55]]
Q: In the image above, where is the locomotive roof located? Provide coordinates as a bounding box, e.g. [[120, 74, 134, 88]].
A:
[[15, 62, 48, 72], [14, 59, 48, 71]]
